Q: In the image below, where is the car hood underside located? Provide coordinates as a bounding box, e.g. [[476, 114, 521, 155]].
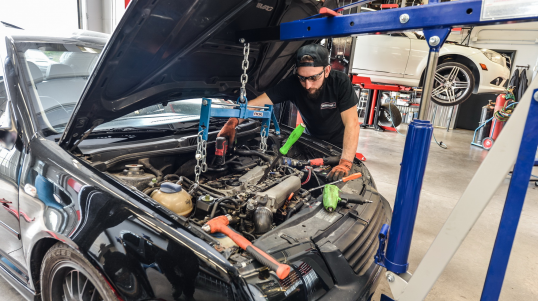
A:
[[59, 0, 330, 150]]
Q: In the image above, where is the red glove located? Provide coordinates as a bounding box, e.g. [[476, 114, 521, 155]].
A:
[[327, 159, 352, 182], [217, 118, 239, 151]]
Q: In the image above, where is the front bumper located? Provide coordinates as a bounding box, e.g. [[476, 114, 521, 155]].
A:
[[473, 56, 510, 94]]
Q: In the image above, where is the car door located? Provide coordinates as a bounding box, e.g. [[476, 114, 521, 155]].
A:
[[0, 72, 24, 260], [351, 33, 411, 78], [404, 32, 430, 80]]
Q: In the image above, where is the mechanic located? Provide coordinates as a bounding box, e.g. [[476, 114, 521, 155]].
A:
[[218, 44, 360, 181]]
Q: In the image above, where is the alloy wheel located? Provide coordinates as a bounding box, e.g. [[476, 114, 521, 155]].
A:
[[50, 263, 105, 301], [431, 65, 471, 105]]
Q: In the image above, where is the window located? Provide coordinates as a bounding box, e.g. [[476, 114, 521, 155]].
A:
[[16, 42, 102, 136]]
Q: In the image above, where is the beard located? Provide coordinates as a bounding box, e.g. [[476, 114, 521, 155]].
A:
[[305, 76, 326, 100]]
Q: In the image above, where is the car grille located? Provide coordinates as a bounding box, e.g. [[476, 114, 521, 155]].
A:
[[330, 189, 388, 275]]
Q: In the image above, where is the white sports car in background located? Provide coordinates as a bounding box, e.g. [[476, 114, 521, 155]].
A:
[[351, 31, 510, 106]]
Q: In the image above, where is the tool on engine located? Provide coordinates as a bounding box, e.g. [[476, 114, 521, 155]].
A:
[[323, 184, 372, 213], [202, 215, 291, 279], [258, 123, 306, 183], [214, 137, 228, 165], [307, 172, 363, 193], [280, 155, 340, 167]]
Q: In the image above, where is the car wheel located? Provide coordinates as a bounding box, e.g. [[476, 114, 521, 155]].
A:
[[430, 62, 475, 106], [40, 242, 118, 301], [378, 103, 402, 127]]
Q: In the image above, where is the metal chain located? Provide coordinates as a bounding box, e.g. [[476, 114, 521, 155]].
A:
[[239, 41, 250, 103], [260, 125, 268, 153], [194, 130, 207, 183], [238, 41, 268, 152]]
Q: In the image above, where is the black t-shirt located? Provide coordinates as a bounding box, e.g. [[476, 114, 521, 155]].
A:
[[266, 70, 358, 147]]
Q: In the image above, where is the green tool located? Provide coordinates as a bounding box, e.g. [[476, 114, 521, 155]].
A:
[[258, 123, 306, 183], [323, 184, 372, 213]]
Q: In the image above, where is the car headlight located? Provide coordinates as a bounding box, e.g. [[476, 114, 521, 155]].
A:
[[481, 49, 504, 66]]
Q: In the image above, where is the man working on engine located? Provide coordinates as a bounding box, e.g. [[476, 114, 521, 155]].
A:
[[217, 44, 360, 182]]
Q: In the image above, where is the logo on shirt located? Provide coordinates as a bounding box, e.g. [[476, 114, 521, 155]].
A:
[[320, 102, 336, 109]]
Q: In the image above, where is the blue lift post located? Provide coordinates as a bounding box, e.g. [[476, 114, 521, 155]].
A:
[[239, 0, 538, 300], [375, 120, 433, 274]]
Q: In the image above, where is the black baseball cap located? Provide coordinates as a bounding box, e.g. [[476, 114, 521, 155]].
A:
[[296, 44, 329, 67]]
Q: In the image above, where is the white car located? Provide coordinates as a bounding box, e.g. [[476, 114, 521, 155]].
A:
[[351, 31, 510, 106]]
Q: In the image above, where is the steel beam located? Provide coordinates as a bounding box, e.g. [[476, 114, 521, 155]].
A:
[[480, 89, 538, 300], [279, 0, 538, 41]]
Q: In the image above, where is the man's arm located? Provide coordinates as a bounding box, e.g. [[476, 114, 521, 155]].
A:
[[340, 106, 360, 162], [238, 93, 274, 123]]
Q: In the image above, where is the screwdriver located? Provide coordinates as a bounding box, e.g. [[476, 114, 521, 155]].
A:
[[307, 172, 363, 193]]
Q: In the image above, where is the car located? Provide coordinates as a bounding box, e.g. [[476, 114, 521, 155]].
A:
[[0, 1, 391, 301], [351, 31, 511, 106]]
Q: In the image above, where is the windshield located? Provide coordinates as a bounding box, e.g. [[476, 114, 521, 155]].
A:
[[17, 42, 228, 136], [17, 42, 101, 136]]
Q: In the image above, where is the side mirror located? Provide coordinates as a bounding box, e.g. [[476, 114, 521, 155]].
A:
[[0, 102, 18, 150]]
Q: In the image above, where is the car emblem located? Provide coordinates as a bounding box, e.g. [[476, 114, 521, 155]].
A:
[[256, 3, 273, 11]]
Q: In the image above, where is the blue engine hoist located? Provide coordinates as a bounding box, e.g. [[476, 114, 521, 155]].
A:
[[194, 41, 280, 183], [194, 99, 280, 183], [236, 0, 538, 300]]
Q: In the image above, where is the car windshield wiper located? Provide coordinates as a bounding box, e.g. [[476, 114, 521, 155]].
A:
[[90, 127, 174, 134], [173, 118, 227, 133]]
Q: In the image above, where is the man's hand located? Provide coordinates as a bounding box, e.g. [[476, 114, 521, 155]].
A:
[[327, 158, 353, 182], [217, 118, 239, 151], [340, 106, 360, 162]]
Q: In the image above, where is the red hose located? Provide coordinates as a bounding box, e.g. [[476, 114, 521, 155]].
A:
[[302, 167, 312, 185]]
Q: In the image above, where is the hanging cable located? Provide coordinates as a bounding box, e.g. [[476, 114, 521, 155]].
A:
[[431, 105, 448, 149], [494, 101, 518, 122]]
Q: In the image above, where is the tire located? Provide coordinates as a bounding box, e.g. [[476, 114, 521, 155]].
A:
[[378, 103, 402, 127], [40, 242, 118, 301], [430, 62, 475, 106]]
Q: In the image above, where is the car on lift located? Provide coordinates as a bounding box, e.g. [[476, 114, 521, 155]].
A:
[[351, 31, 510, 106], [0, 1, 391, 301]]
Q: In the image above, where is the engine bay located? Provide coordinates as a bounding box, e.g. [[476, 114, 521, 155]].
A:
[[83, 122, 358, 271]]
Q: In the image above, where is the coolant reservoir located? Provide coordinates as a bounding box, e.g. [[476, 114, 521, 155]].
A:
[[151, 182, 193, 216]]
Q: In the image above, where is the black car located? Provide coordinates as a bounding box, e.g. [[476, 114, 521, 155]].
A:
[[0, 1, 391, 300]]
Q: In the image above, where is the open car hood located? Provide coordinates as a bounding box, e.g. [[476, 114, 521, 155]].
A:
[[59, 0, 328, 150]]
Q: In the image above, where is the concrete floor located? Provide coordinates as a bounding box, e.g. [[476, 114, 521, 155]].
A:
[[361, 126, 538, 301], [1, 126, 537, 301]]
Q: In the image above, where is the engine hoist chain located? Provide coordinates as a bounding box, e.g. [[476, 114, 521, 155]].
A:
[[239, 41, 268, 152], [194, 129, 207, 183], [239, 41, 250, 103], [260, 124, 268, 153]]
